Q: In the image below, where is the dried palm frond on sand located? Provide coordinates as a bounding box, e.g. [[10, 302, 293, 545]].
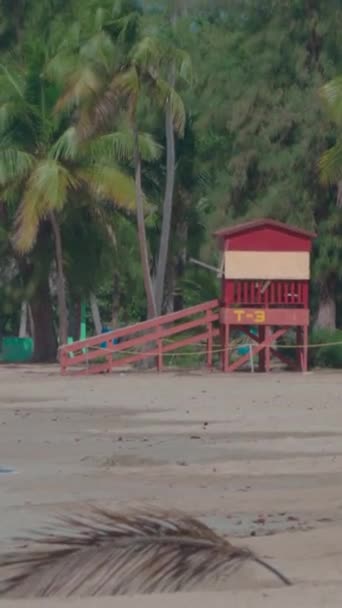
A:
[[0, 506, 291, 597]]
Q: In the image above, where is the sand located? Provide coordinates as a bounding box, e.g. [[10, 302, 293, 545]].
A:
[[1, 365, 342, 605]]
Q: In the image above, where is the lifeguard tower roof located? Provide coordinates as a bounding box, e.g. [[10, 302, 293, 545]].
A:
[[214, 218, 316, 252]]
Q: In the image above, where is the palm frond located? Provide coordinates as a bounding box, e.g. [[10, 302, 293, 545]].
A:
[[168, 87, 186, 136], [137, 132, 163, 161], [0, 102, 21, 134], [0, 182, 22, 207], [55, 66, 103, 113], [27, 160, 78, 213], [174, 48, 193, 85], [94, 7, 107, 33], [58, 21, 81, 51], [77, 165, 137, 212], [154, 79, 186, 136], [47, 18, 113, 86], [88, 130, 162, 163], [76, 68, 139, 138], [0, 147, 36, 186], [90, 206, 118, 247], [0, 97, 40, 138], [0, 65, 25, 100], [0, 506, 291, 598], [76, 92, 120, 140], [320, 76, 342, 125], [114, 12, 142, 45], [88, 130, 134, 162], [319, 141, 342, 184], [132, 36, 163, 72], [79, 31, 115, 75], [12, 198, 40, 255], [49, 127, 79, 161], [113, 67, 140, 100], [44, 51, 79, 86], [13, 160, 78, 253]]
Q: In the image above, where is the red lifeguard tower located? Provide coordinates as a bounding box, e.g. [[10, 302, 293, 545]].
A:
[[59, 217, 316, 377], [215, 219, 316, 373]]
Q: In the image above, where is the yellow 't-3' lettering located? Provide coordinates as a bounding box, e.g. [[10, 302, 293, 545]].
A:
[[233, 309, 245, 322], [233, 309, 266, 323], [254, 310, 266, 323]]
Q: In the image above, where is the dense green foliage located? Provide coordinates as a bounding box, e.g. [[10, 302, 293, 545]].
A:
[[0, 0, 342, 361], [309, 328, 342, 368]]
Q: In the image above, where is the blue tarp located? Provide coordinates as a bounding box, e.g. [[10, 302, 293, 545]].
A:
[[100, 326, 119, 348]]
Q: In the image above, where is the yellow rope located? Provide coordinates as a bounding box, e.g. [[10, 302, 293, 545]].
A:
[[72, 339, 342, 360]]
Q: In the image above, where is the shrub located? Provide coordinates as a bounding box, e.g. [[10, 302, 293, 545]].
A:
[[309, 328, 342, 369]]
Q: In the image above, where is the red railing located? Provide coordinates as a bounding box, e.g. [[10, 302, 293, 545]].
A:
[[59, 299, 220, 376], [223, 280, 309, 308]]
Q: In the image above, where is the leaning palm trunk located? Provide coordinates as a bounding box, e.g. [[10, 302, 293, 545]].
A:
[[0, 506, 291, 598], [133, 125, 157, 319], [154, 72, 176, 315], [49, 211, 68, 346], [89, 292, 102, 335]]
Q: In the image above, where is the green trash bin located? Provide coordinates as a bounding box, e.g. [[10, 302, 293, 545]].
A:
[[1, 337, 34, 363]]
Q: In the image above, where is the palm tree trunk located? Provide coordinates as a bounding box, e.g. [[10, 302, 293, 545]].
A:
[[30, 277, 57, 362], [90, 292, 102, 335], [315, 280, 336, 330], [18, 226, 57, 361], [28, 304, 34, 338], [162, 253, 176, 313], [111, 271, 120, 328], [154, 75, 176, 315], [49, 211, 68, 346], [19, 301, 28, 337], [69, 298, 81, 341], [133, 124, 157, 319]]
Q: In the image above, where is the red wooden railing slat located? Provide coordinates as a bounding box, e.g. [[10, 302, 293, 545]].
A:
[[290, 281, 295, 304], [250, 281, 255, 304], [299, 281, 303, 305], [270, 282, 275, 305], [61, 299, 219, 354], [276, 281, 282, 304], [60, 299, 220, 375], [243, 281, 248, 303], [237, 282, 242, 303], [222, 280, 308, 308], [256, 282, 261, 305]]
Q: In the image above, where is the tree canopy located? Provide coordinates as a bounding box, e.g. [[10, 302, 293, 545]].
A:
[[0, 0, 341, 359]]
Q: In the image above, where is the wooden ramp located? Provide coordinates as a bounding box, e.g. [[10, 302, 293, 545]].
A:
[[59, 300, 220, 376]]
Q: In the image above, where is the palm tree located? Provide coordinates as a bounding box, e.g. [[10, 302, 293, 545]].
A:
[[53, 6, 188, 317], [148, 40, 191, 314], [104, 28, 191, 317], [40, 6, 156, 318], [319, 75, 342, 206], [0, 48, 137, 347]]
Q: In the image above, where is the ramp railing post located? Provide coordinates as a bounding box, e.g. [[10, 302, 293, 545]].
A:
[[156, 325, 163, 372], [302, 325, 308, 372], [206, 310, 213, 369], [59, 348, 67, 375], [223, 323, 230, 372], [107, 341, 113, 373]]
